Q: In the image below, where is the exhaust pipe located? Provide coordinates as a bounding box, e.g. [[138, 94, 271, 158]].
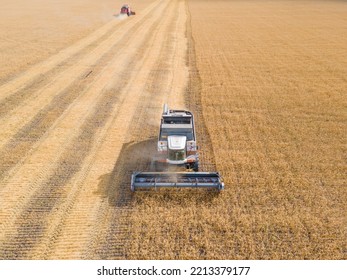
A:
[[163, 104, 169, 115]]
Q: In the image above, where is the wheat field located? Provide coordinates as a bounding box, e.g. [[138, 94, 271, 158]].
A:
[[186, 0, 347, 259], [0, 0, 346, 259]]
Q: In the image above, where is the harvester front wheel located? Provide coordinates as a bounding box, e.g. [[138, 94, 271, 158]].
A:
[[187, 162, 199, 172], [193, 162, 199, 172]]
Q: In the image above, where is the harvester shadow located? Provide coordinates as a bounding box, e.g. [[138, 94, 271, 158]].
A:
[[96, 138, 220, 208]]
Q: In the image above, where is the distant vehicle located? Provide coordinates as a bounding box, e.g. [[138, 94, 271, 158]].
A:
[[120, 4, 136, 16]]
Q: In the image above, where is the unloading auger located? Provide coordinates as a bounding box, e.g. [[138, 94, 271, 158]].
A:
[[130, 104, 224, 191]]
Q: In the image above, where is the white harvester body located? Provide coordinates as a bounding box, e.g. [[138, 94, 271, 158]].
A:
[[156, 105, 199, 170], [130, 104, 224, 191]]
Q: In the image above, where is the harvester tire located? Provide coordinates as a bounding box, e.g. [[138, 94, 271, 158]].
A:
[[192, 162, 199, 172]]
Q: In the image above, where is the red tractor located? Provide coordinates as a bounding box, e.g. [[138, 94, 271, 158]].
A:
[[120, 4, 135, 16]]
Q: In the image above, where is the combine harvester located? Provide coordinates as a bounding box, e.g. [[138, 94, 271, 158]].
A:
[[131, 104, 224, 191], [120, 4, 136, 16]]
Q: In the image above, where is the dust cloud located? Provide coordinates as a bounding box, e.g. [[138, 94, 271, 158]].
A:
[[114, 13, 128, 20]]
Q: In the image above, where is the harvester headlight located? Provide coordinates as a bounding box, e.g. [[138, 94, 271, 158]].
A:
[[158, 141, 167, 151]]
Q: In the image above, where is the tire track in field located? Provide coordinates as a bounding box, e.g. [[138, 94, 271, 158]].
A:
[[0, 3, 160, 182], [185, 0, 217, 172], [38, 0, 177, 259], [0, 20, 128, 119], [0, 20, 118, 102], [0, 0, 162, 102], [2, 0, 169, 230], [93, 0, 186, 259], [0, 5, 159, 152], [0, 0, 170, 260]]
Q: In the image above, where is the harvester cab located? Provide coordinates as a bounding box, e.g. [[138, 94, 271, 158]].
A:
[[157, 104, 199, 171], [130, 104, 224, 191]]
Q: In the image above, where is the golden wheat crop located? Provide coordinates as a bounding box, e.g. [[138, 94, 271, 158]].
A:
[[0, 0, 345, 260]]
